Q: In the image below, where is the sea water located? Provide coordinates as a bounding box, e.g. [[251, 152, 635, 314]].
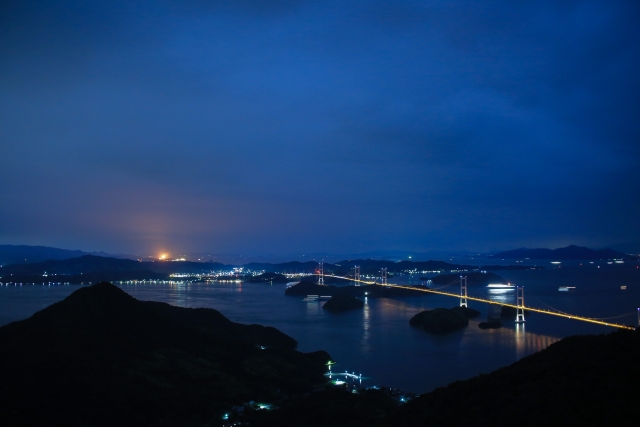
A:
[[1, 263, 638, 393]]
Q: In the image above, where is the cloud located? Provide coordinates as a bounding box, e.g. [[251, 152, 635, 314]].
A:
[[1, 0, 639, 254]]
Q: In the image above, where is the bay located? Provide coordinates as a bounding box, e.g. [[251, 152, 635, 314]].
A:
[[1, 263, 638, 393]]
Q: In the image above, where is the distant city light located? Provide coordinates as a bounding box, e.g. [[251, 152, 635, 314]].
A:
[[159, 253, 168, 260]]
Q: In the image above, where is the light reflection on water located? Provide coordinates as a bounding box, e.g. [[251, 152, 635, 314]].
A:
[[484, 288, 516, 304], [306, 300, 321, 316], [362, 297, 371, 353], [514, 324, 559, 359], [1, 265, 638, 393]]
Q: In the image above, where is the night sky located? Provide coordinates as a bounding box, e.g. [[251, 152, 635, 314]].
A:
[[2, 1, 639, 259]]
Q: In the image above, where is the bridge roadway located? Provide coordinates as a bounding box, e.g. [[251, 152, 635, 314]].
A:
[[322, 274, 635, 331]]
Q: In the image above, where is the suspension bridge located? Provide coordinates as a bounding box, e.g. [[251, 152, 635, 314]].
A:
[[313, 263, 637, 331]]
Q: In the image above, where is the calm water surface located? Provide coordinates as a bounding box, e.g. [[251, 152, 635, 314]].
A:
[[1, 263, 638, 393]]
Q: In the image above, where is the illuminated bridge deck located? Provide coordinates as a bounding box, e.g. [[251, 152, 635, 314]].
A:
[[322, 274, 636, 331]]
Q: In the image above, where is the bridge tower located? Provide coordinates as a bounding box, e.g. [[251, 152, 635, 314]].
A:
[[637, 308, 639, 327], [516, 286, 526, 323], [459, 276, 468, 307], [318, 262, 324, 284], [381, 268, 388, 285], [354, 266, 361, 286]]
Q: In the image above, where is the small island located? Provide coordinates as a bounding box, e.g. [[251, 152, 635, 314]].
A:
[[322, 294, 364, 312], [284, 280, 337, 296], [247, 272, 289, 283], [410, 306, 480, 334], [478, 320, 502, 329], [450, 306, 481, 319]]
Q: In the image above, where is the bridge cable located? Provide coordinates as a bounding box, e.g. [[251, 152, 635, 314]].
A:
[[428, 278, 460, 291], [526, 295, 581, 317], [525, 294, 634, 323], [595, 311, 637, 320]]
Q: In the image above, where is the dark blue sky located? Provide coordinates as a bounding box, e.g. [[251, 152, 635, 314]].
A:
[[2, 1, 639, 258]]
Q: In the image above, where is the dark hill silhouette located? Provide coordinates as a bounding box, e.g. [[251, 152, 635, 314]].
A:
[[250, 329, 640, 427], [1, 254, 153, 275], [0, 283, 329, 426], [379, 329, 640, 426], [493, 245, 626, 260]]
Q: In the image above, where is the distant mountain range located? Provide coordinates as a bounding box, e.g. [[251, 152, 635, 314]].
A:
[[1, 244, 631, 283], [0, 253, 548, 285], [492, 245, 627, 260], [0, 255, 233, 283], [0, 245, 137, 265], [249, 259, 463, 275], [0, 255, 465, 282]]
